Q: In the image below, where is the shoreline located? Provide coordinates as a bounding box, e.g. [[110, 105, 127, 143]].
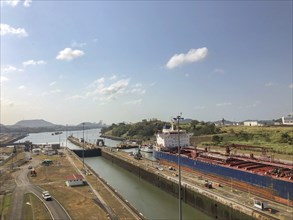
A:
[[0, 134, 28, 146], [99, 134, 125, 141]]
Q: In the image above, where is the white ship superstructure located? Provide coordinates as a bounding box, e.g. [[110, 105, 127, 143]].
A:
[[156, 123, 190, 150]]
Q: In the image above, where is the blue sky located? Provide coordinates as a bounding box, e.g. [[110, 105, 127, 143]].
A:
[[1, 1, 292, 125]]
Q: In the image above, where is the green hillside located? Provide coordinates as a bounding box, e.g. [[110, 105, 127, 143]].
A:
[[207, 126, 293, 155]]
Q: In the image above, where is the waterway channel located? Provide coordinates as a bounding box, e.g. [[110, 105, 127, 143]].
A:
[[17, 128, 212, 219]]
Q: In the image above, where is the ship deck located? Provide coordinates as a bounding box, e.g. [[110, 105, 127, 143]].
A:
[[195, 153, 293, 182], [166, 147, 293, 182]]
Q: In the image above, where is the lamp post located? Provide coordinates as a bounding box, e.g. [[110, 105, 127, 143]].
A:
[[82, 122, 85, 169], [66, 124, 68, 148], [173, 114, 184, 220]]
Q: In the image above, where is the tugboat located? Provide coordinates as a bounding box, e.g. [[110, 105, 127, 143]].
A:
[[140, 144, 153, 153], [134, 148, 142, 160]]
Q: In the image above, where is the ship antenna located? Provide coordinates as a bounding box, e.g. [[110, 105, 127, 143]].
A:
[[173, 114, 184, 220]]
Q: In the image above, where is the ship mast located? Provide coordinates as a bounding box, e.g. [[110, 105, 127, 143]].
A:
[[173, 114, 184, 220]]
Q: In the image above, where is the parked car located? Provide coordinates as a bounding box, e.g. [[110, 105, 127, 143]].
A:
[[42, 191, 52, 201]]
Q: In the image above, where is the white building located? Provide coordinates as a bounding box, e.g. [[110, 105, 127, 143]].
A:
[[282, 115, 293, 125], [32, 148, 41, 155], [156, 124, 190, 149], [243, 121, 259, 126], [65, 174, 84, 187]]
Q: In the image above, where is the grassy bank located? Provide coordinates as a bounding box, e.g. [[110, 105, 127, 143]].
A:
[[0, 193, 12, 220], [23, 193, 52, 220], [197, 126, 293, 155]]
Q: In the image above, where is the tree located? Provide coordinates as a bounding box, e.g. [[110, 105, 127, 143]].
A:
[[212, 135, 222, 144]]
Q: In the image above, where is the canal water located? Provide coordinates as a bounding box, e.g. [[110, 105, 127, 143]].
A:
[[17, 129, 212, 220]]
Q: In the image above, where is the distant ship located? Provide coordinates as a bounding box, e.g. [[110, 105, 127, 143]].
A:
[[51, 131, 63, 135], [140, 145, 153, 153], [117, 140, 139, 149], [153, 123, 293, 201]]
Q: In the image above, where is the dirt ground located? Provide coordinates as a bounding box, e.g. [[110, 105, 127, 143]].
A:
[[29, 148, 142, 219], [29, 153, 109, 220]]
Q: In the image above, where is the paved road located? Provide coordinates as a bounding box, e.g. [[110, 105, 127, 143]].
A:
[[9, 155, 71, 220]]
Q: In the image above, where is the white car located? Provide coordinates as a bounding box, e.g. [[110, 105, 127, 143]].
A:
[[42, 191, 52, 201]]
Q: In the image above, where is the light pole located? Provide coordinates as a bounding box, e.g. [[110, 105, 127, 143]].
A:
[[82, 122, 85, 169], [173, 114, 184, 220], [66, 124, 68, 148]]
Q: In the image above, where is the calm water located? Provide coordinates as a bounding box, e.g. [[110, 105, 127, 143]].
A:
[[86, 157, 211, 220], [17, 128, 121, 149], [17, 129, 211, 219]]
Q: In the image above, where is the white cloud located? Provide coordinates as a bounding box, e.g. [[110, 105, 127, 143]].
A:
[[213, 68, 225, 74], [109, 75, 117, 80], [23, 60, 46, 67], [1, 0, 20, 7], [23, 0, 32, 7], [87, 77, 105, 90], [125, 99, 142, 105], [71, 40, 87, 48], [18, 85, 25, 90], [265, 82, 274, 87], [0, 23, 28, 37], [133, 83, 142, 87], [0, 76, 9, 83], [1, 65, 23, 73], [58, 74, 66, 80], [289, 83, 293, 89], [216, 102, 232, 107], [166, 47, 208, 69], [95, 77, 105, 84], [99, 79, 129, 96], [49, 81, 56, 86], [130, 84, 146, 94], [56, 48, 84, 61], [150, 82, 156, 87], [86, 76, 146, 103]]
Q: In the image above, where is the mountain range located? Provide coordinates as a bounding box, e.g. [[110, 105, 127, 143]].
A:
[[0, 119, 106, 133], [0, 117, 283, 134]]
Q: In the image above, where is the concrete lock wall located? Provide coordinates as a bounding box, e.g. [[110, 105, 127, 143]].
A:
[[101, 150, 258, 220], [72, 148, 101, 157]]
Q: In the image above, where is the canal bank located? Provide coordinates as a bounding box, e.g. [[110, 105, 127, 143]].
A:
[[66, 137, 211, 219], [100, 147, 281, 220], [66, 147, 146, 219]]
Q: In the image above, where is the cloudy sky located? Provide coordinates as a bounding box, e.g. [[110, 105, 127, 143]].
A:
[[1, 1, 292, 125]]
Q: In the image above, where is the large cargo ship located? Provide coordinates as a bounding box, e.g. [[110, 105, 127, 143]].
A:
[[153, 124, 293, 201]]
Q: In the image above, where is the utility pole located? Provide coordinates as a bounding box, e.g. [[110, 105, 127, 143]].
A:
[[82, 122, 85, 169], [173, 114, 184, 220], [66, 124, 68, 148]]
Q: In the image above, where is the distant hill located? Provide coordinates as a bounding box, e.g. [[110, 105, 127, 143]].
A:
[[76, 121, 104, 129], [0, 124, 9, 133], [0, 119, 106, 134], [12, 119, 57, 128]]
